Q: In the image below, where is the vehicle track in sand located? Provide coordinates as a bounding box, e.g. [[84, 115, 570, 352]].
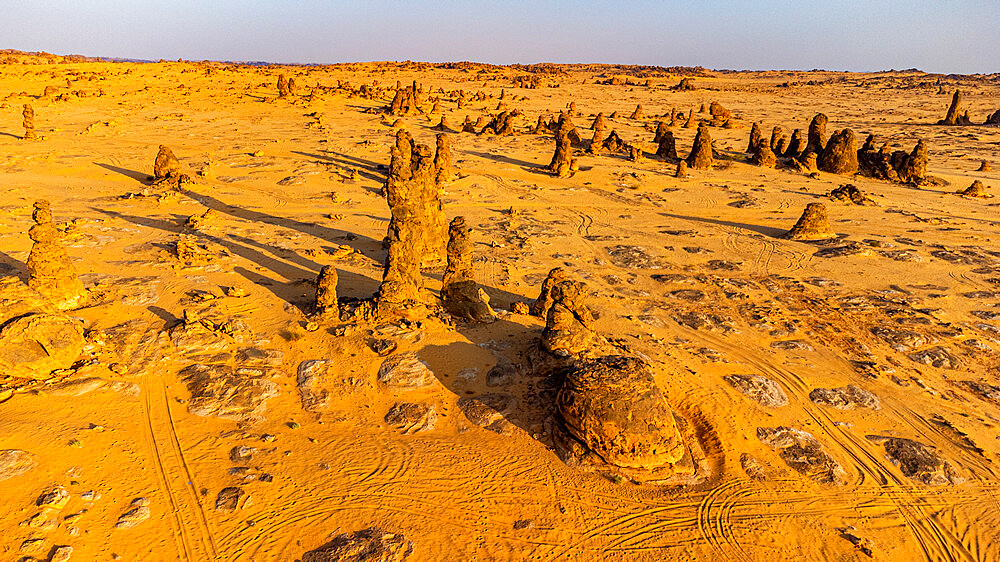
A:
[[140, 373, 218, 560]]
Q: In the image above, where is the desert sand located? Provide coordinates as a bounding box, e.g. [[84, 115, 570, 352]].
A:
[[1, 51, 1000, 561]]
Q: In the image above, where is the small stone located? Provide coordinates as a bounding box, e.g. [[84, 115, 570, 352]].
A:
[[50, 545, 73, 562]]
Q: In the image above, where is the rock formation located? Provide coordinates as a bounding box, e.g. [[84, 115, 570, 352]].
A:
[[769, 126, 785, 152], [685, 124, 713, 170], [22, 104, 37, 140], [548, 115, 575, 177], [26, 200, 86, 310], [277, 74, 289, 98], [531, 267, 566, 318], [302, 528, 413, 562], [655, 129, 677, 160], [986, 110, 1000, 125], [958, 180, 991, 198], [676, 160, 688, 178], [938, 90, 972, 125], [154, 145, 182, 180], [314, 266, 339, 318], [977, 160, 991, 172], [827, 184, 873, 205], [709, 101, 730, 125], [441, 217, 495, 322], [379, 133, 444, 312], [588, 119, 606, 154], [556, 356, 686, 470], [749, 138, 776, 168], [630, 104, 644, 119], [817, 129, 858, 175], [541, 280, 598, 357], [784, 129, 806, 158], [805, 113, 828, 155], [462, 116, 476, 133], [746, 122, 762, 153], [782, 202, 835, 241], [600, 130, 626, 153], [683, 109, 695, 128], [434, 133, 452, 185], [591, 113, 606, 131]]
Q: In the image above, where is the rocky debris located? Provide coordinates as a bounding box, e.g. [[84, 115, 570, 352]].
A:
[[818, 129, 858, 175], [740, 453, 767, 481], [458, 393, 516, 435], [0, 449, 37, 481], [907, 346, 959, 369], [27, 200, 86, 310], [685, 124, 713, 169], [153, 145, 182, 180], [827, 184, 873, 205], [180, 364, 280, 422], [870, 327, 929, 351], [757, 427, 846, 485], [809, 385, 880, 410], [556, 356, 686, 470], [938, 90, 972, 125], [115, 497, 151, 529], [377, 353, 435, 389], [185, 208, 219, 229], [746, 122, 762, 153], [215, 486, 244, 513], [958, 180, 992, 198], [314, 266, 340, 319], [50, 545, 73, 562], [0, 313, 84, 380], [866, 436, 961, 485], [805, 113, 828, 155], [723, 374, 788, 407], [530, 267, 566, 318], [541, 280, 599, 357], [297, 360, 331, 413], [433, 133, 452, 185], [838, 527, 876, 558], [384, 402, 437, 434], [37, 485, 70, 510], [441, 217, 495, 322], [22, 103, 38, 140], [547, 114, 575, 177], [782, 202, 835, 241], [301, 528, 413, 562]]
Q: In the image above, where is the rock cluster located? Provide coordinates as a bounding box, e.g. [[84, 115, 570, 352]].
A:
[[857, 136, 927, 184], [27, 200, 86, 310]]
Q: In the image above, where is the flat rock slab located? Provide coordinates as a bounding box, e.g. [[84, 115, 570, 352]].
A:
[[180, 364, 279, 422], [377, 353, 435, 389], [809, 385, 880, 410], [867, 435, 961, 485], [0, 313, 84, 380], [384, 402, 437, 434], [0, 449, 37, 481], [724, 374, 788, 407], [758, 426, 847, 485], [302, 528, 413, 562]]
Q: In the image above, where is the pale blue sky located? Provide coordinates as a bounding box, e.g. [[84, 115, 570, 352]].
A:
[[1, 0, 997, 73]]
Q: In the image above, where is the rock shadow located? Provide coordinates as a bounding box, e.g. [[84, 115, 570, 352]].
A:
[[660, 212, 788, 238]]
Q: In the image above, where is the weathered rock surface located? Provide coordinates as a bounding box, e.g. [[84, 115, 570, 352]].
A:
[[782, 202, 835, 241], [758, 426, 846, 484], [557, 356, 685, 470], [377, 353, 435, 389], [724, 374, 788, 407], [809, 385, 880, 410], [302, 528, 413, 562], [0, 449, 37, 481], [0, 313, 84, 380], [458, 393, 516, 435], [441, 217, 495, 322], [180, 364, 280, 422], [867, 435, 961, 485], [384, 402, 437, 434], [27, 200, 86, 310], [541, 280, 599, 357]]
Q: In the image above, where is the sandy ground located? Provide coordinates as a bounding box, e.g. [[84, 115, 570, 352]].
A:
[[1, 55, 1000, 561]]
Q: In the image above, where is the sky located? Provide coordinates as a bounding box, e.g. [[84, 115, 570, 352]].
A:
[[1, 0, 997, 74]]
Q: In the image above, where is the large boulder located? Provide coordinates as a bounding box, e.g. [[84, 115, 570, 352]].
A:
[[0, 313, 84, 380], [556, 356, 685, 470]]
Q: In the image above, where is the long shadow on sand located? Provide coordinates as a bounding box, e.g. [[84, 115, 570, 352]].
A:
[[291, 150, 385, 184], [93, 162, 153, 184], [463, 150, 541, 170], [92, 208, 381, 312], [660, 212, 787, 238], [0, 249, 27, 280]]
